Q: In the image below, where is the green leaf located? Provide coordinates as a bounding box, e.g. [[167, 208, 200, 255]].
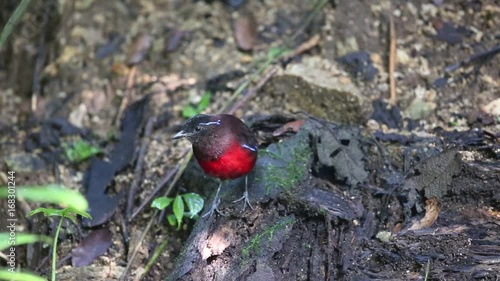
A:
[[151, 197, 174, 210], [182, 92, 212, 118], [28, 207, 63, 217], [197, 92, 211, 112], [182, 105, 198, 118], [62, 207, 92, 219], [0, 0, 32, 50], [0, 185, 89, 212], [63, 213, 78, 224], [182, 193, 204, 218], [0, 270, 46, 281], [64, 139, 102, 163], [172, 195, 184, 229], [267, 47, 287, 60], [0, 233, 51, 252], [27, 207, 90, 224], [167, 214, 176, 227]]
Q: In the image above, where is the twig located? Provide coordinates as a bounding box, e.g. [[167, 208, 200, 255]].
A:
[[157, 149, 192, 223], [389, 15, 397, 105], [227, 66, 278, 115], [31, 6, 49, 113], [220, 55, 276, 113], [115, 66, 137, 126], [444, 44, 500, 73], [126, 116, 156, 218], [120, 148, 190, 279], [119, 211, 156, 281], [284, 34, 321, 60], [129, 166, 179, 221], [288, 0, 328, 46], [424, 258, 431, 281], [229, 31, 325, 115], [141, 235, 169, 278]]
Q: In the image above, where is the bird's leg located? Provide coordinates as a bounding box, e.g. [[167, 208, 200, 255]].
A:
[[233, 175, 254, 212], [202, 181, 225, 217]]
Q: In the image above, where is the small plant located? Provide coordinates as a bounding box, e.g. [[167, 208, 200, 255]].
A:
[[28, 207, 92, 281], [0, 233, 51, 281], [0, 184, 89, 211], [63, 139, 102, 163], [266, 46, 288, 60], [182, 91, 211, 118], [151, 193, 204, 229], [0, 184, 89, 281]]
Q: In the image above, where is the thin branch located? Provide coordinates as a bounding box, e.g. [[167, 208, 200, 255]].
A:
[[284, 34, 321, 60], [31, 3, 50, 113], [227, 66, 278, 115], [129, 166, 179, 221], [157, 149, 192, 223], [444, 44, 500, 73], [119, 210, 156, 281], [114, 66, 137, 126], [389, 15, 397, 105], [126, 116, 156, 218]]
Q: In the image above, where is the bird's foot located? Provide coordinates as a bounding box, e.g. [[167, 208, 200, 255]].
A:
[[233, 191, 254, 212], [202, 198, 226, 218]]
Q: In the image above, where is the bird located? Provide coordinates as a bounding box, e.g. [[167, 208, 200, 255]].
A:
[[172, 114, 258, 217]]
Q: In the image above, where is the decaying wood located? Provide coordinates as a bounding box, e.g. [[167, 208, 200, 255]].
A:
[[166, 128, 500, 280]]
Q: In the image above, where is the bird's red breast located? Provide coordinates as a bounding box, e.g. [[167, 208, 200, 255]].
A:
[[173, 114, 258, 180], [194, 140, 257, 180]]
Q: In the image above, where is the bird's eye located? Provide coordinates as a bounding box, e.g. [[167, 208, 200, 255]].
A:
[[195, 126, 202, 132]]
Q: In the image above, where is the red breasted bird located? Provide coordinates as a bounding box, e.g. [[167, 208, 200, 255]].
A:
[[173, 114, 258, 216]]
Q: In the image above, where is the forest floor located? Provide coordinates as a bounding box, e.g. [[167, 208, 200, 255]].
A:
[[0, 0, 499, 280]]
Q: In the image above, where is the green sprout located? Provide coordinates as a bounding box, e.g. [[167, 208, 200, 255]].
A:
[[182, 91, 211, 118], [151, 193, 204, 229], [28, 207, 91, 281], [63, 139, 102, 163], [0, 184, 90, 281]]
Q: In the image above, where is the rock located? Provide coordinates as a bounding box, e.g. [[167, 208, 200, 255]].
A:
[[483, 98, 500, 116], [260, 60, 370, 124], [405, 98, 436, 120]]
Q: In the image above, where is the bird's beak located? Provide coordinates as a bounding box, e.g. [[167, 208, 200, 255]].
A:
[[172, 130, 187, 140]]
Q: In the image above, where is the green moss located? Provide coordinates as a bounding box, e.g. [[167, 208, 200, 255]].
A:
[[257, 134, 311, 195], [242, 217, 296, 259]]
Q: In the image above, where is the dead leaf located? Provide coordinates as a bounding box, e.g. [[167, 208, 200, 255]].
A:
[[165, 29, 186, 52], [408, 198, 441, 230], [272, 120, 305, 136], [307, 120, 368, 186], [404, 149, 462, 199], [234, 12, 257, 51], [72, 228, 113, 267], [127, 33, 153, 65]]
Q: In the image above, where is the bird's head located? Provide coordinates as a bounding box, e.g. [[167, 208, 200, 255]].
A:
[[172, 114, 222, 144]]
